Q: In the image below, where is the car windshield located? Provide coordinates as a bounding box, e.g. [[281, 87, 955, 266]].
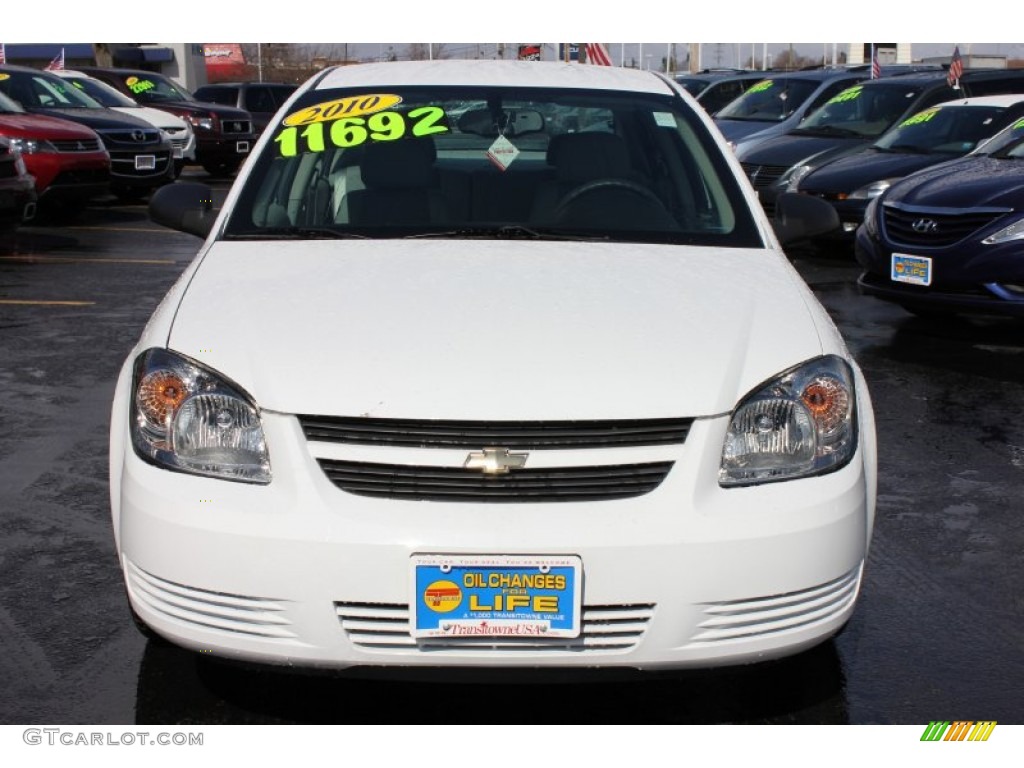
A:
[[675, 78, 710, 97], [970, 115, 1024, 157], [64, 76, 138, 108], [122, 74, 193, 103], [795, 83, 925, 139], [223, 85, 762, 247], [0, 71, 102, 110], [714, 78, 820, 121], [874, 104, 1008, 154], [0, 90, 26, 114]]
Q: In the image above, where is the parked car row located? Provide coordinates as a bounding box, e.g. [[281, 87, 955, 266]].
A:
[[698, 64, 1024, 319], [0, 64, 295, 233]]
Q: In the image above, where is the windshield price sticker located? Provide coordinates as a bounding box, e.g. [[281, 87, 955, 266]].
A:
[[900, 108, 940, 128], [1013, 118, 1024, 131], [125, 76, 155, 95], [283, 93, 403, 127], [828, 85, 863, 105], [411, 555, 582, 639], [274, 106, 449, 157], [747, 80, 773, 94], [892, 253, 932, 286]]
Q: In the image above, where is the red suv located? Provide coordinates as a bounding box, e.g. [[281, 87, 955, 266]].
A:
[[0, 84, 110, 210]]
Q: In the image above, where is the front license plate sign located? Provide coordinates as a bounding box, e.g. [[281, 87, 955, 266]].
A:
[[236, 141, 250, 154], [135, 155, 156, 170], [411, 555, 582, 639], [172, 147, 184, 159], [892, 253, 932, 286]]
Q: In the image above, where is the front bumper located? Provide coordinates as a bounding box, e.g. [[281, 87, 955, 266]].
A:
[[114, 407, 873, 672], [855, 228, 1024, 317]]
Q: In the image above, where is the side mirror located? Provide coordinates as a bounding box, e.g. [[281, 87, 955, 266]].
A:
[[149, 182, 215, 238], [772, 192, 840, 246]]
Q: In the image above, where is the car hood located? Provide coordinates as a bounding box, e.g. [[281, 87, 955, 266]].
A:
[[738, 133, 870, 166], [29, 107, 155, 130], [147, 100, 250, 120], [883, 156, 1024, 208], [110, 105, 187, 130], [0, 112, 100, 139], [714, 118, 777, 142], [165, 241, 826, 420], [801, 148, 955, 194]]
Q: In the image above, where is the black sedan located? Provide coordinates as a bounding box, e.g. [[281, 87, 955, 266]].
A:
[[796, 94, 1024, 246], [855, 117, 1024, 318]]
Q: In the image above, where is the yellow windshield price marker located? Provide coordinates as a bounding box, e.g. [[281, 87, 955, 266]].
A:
[[828, 85, 863, 105], [900, 108, 940, 128], [283, 93, 403, 127], [274, 106, 449, 157]]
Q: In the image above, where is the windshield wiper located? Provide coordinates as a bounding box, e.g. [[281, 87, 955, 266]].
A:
[[885, 144, 930, 154], [403, 225, 608, 241], [791, 125, 863, 138], [225, 226, 370, 240]]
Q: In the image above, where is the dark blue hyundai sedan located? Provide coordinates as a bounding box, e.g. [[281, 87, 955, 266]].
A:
[[855, 117, 1024, 318]]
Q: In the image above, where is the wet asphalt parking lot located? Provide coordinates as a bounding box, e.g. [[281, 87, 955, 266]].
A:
[[0, 171, 1022, 725]]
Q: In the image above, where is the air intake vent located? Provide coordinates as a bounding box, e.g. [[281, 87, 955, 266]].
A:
[[298, 416, 692, 449], [317, 459, 674, 503]]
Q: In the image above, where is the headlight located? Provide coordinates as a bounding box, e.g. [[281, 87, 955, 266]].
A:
[[720, 355, 857, 487], [785, 164, 814, 192], [848, 178, 899, 200], [187, 114, 214, 131], [7, 137, 57, 155], [130, 348, 271, 484], [982, 217, 1024, 245], [863, 196, 880, 238]]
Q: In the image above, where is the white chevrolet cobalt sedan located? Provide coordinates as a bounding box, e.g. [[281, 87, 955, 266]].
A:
[[111, 60, 876, 671]]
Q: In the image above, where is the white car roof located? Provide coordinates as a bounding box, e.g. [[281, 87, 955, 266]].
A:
[[933, 93, 1024, 109], [312, 60, 677, 96]]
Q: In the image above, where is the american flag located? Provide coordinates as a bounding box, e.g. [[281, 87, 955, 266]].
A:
[[585, 43, 613, 66], [0, 43, 6, 65], [948, 45, 963, 87], [871, 54, 880, 79], [44, 48, 64, 72]]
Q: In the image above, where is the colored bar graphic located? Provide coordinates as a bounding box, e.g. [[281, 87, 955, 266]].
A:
[[920, 720, 997, 742], [921, 721, 950, 741]]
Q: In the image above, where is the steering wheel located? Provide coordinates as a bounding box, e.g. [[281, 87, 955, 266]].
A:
[[555, 179, 665, 218]]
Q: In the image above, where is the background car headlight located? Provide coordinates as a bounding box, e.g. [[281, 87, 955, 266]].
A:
[[848, 178, 899, 200], [785, 164, 814, 192], [863, 196, 880, 237], [187, 114, 215, 131], [130, 348, 271, 484], [7, 137, 57, 155], [982, 216, 1024, 245], [720, 355, 857, 487]]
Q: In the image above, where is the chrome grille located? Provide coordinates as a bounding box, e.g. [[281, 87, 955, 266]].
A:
[[740, 162, 788, 190], [690, 565, 862, 644], [96, 128, 162, 148], [125, 560, 296, 639], [298, 415, 692, 449], [51, 138, 103, 152], [336, 602, 655, 651], [882, 204, 1009, 248], [317, 459, 674, 502]]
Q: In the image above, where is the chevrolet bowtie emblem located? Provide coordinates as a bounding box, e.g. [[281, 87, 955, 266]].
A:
[[464, 447, 529, 474]]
